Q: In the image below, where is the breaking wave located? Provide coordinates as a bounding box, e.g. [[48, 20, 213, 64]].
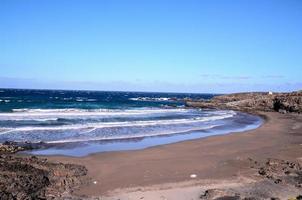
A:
[[0, 108, 237, 143]]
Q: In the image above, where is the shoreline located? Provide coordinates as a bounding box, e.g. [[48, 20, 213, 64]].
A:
[[25, 110, 262, 157], [43, 111, 302, 199]]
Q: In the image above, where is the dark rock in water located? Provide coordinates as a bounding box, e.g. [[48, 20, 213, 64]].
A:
[[186, 91, 302, 113], [0, 155, 87, 200]]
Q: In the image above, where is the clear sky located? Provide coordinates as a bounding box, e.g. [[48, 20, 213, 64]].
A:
[[1, 0, 301, 93]]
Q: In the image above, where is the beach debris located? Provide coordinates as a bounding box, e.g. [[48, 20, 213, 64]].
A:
[[190, 174, 197, 178], [93, 180, 98, 184]]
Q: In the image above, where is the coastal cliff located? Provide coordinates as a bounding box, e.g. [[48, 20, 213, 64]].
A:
[[186, 91, 302, 113]]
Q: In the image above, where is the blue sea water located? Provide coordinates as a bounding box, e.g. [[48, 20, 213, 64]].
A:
[[0, 89, 262, 156]]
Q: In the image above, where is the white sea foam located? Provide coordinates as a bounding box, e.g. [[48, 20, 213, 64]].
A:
[[9, 108, 188, 116], [2, 109, 234, 123], [1, 108, 236, 122], [46, 125, 219, 143], [8, 118, 59, 122], [0, 107, 239, 145], [63, 98, 73, 101], [12, 108, 83, 113], [87, 99, 97, 102], [0, 113, 233, 134], [129, 97, 172, 101]]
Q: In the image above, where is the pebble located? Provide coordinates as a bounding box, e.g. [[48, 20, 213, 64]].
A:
[[190, 174, 197, 178]]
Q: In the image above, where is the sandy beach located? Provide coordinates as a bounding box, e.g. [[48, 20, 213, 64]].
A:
[[2, 1, 302, 199], [44, 112, 302, 199]]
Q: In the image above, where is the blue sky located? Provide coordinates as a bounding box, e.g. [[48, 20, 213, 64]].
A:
[[1, 0, 301, 93]]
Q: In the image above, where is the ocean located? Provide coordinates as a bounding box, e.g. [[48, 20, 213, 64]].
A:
[[0, 89, 262, 156]]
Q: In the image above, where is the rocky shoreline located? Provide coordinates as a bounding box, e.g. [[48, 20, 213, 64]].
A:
[[199, 157, 302, 200], [0, 155, 88, 200], [0, 143, 88, 199], [184, 91, 302, 199], [185, 91, 302, 114]]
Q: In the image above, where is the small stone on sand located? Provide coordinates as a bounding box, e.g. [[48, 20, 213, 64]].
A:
[[190, 174, 197, 178]]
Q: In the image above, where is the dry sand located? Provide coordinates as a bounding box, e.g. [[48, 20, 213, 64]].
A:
[[46, 112, 302, 199]]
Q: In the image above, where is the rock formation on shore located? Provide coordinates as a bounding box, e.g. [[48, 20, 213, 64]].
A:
[[0, 152, 88, 200], [185, 91, 302, 113], [200, 158, 302, 200]]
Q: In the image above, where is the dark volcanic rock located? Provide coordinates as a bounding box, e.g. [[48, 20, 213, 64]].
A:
[[186, 91, 302, 113], [273, 92, 302, 113], [0, 141, 55, 155], [0, 143, 25, 154], [201, 158, 302, 200], [249, 158, 302, 188], [200, 189, 240, 200], [0, 155, 87, 200]]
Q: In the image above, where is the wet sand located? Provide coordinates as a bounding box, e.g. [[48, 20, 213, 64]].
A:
[[45, 112, 302, 199]]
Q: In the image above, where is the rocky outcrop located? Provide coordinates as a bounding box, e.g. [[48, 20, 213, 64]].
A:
[[200, 158, 302, 200], [273, 92, 302, 113], [0, 155, 88, 200], [0, 141, 57, 155], [0, 143, 24, 154], [251, 158, 302, 188], [186, 91, 302, 113], [200, 189, 241, 200]]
